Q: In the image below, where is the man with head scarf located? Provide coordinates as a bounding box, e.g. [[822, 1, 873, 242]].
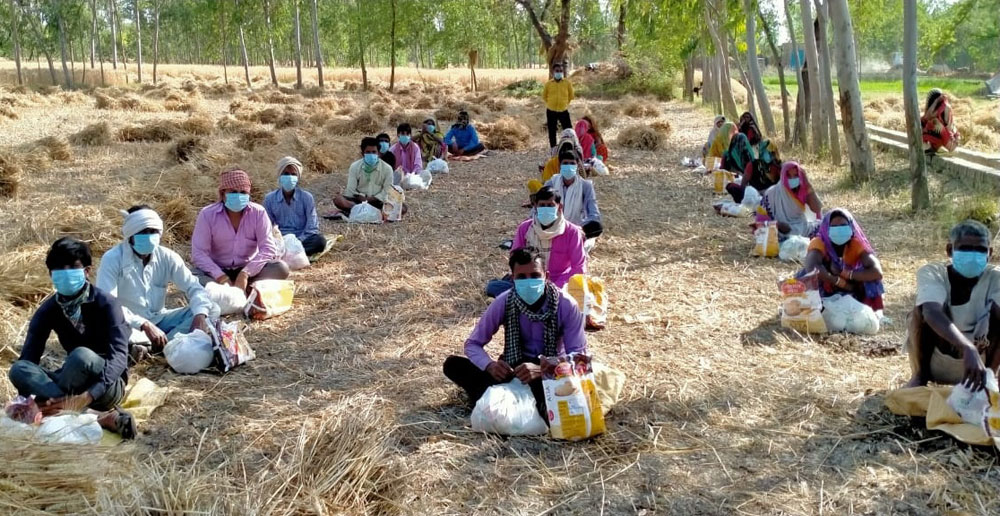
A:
[[97, 205, 218, 356], [444, 111, 485, 157], [191, 169, 289, 292], [263, 156, 327, 257]]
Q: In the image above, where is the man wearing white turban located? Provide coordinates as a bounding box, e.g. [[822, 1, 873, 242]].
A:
[[97, 205, 217, 356], [263, 156, 327, 256]]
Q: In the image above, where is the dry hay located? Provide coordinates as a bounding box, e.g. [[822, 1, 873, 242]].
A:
[[237, 125, 278, 151], [251, 106, 282, 125], [57, 91, 89, 104], [622, 97, 660, 118], [297, 136, 355, 174], [335, 98, 357, 116], [482, 96, 508, 112], [179, 113, 215, 136], [883, 96, 901, 107], [249, 90, 300, 105], [229, 98, 248, 114], [330, 111, 383, 135], [274, 108, 305, 129], [386, 110, 426, 131], [865, 99, 888, 114], [413, 95, 434, 110], [961, 124, 1000, 150], [617, 124, 664, 150], [216, 115, 252, 134], [478, 116, 531, 151], [164, 98, 201, 112], [876, 111, 906, 132], [69, 121, 113, 146], [433, 105, 459, 122], [649, 118, 673, 138], [35, 135, 72, 161], [168, 136, 208, 163], [371, 102, 393, 118], [157, 197, 198, 241], [0, 439, 121, 513], [118, 120, 181, 142], [95, 92, 162, 112], [0, 152, 21, 199], [307, 108, 335, 128], [973, 111, 1000, 133], [0, 104, 19, 120]]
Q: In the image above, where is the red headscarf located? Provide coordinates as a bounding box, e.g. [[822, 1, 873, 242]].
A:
[[218, 169, 252, 200], [780, 161, 812, 207]]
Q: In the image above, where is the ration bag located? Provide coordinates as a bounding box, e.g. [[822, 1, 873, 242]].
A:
[[244, 279, 295, 321], [563, 274, 609, 331], [713, 169, 735, 194], [282, 234, 310, 270], [821, 294, 880, 335], [541, 353, 606, 441], [752, 222, 780, 258], [207, 319, 255, 373], [204, 281, 248, 316], [348, 201, 383, 224], [778, 235, 811, 263], [382, 185, 406, 222], [470, 380, 548, 436], [778, 273, 827, 334], [36, 413, 103, 445], [163, 329, 215, 374]]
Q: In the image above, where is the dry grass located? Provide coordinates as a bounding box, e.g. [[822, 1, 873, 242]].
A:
[[623, 96, 660, 118], [237, 125, 279, 151], [0, 104, 18, 119], [0, 152, 20, 198], [330, 111, 383, 135], [617, 124, 665, 150], [179, 113, 216, 136], [649, 118, 673, 138], [216, 114, 252, 134], [274, 108, 305, 129], [35, 135, 72, 161], [168, 136, 208, 163], [118, 120, 180, 142], [69, 121, 113, 146], [95, 91, 162, 112], [479, 116, 531, 151]]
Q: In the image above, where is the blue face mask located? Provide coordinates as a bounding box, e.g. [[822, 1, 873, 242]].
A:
[[828, 225, 853, 246], [787, 177, 801, 189], [426, 124, 436, 133], [363, 153, 379, 167], [379, 141, 390, 153], [279, 174, 298, 192], [131, 233, 161, 256], [51, 268, 86, 296], [553, 72, 564, 81], [225, 192, 250, 212], [560, 164, 578, 180], [514, 278, 546, 305], [399, 135, 411, 145], [953, 250, 989, 279], [536, 206, 559, 226]]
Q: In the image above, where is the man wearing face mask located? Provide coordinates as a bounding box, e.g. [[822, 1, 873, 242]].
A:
[[9, 237, 137, 439], [264, 156, 328, 257], [97, 206, 217, 361], [191, 169, 289, 292], [444, 111, 485, 157], [333, 137, 398, 215], [390, 123, 424, 182], [905, 220, 1000, 392], [376, 133, 397, 170], [444, 247, 587, 417], [542, 62, 575, 149], [544, 150, 603, 240]]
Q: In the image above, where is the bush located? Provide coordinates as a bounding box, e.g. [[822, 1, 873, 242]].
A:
[[502, 79, 544, 98]]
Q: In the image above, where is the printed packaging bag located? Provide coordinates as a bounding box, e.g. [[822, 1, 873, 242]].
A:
[[713, 169, 735, 194], [541, 353, 606, 441], [752, 222, 780, 258], [207, 319, 256, 373], [778, 273, 827, 334], [244, 279, 295, 321], [563, 274, 608, 331], [382, 185, 406, 222]]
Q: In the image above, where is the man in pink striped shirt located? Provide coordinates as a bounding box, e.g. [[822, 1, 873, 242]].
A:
[[191, 169, 289, 292], [390, 123, 423, 181]]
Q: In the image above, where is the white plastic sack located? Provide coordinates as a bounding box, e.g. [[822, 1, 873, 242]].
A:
[[948, 369, 998, 425], [778, 236, 811, 263], [348, 201, 383, 224], [427, 158, 449, 174], [0, 416, 36, 438], [205, 281, 248, 316], [588, 158, 609, 176], [282, 234, 310, 270], [470, 380, 548, 436], [36, 413, 103, 444], [400, 171, 431, 191], [715, 201, 748, 217], [164, 328, 215, 374], [821, 294, 881, 335], [741, 185, 761, 208]]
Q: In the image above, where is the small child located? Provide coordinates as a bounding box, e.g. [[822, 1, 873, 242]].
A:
[[542, 62, 575, 150]]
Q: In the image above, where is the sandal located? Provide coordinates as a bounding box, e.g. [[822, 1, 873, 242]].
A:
[[110, 408, 137, 440]]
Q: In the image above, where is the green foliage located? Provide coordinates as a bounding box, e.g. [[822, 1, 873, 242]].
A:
[[576, 71, 676, 101], [502, 79, 544, 98]]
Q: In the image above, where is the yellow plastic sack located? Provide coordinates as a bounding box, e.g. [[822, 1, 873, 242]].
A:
[[886, 386, 998, 448], [778, 275, 827, 334], [713, 169, 734, 194], [542, 353, 606, 441], [382, 185, 405, 222], [244, 279, 295, 320], [752, 222, 779, 258], [592, 363, 625, 416], [563, 274, 608, 331]]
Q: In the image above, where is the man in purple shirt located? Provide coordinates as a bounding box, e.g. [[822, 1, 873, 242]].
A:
[[191, 169, 289, 292], [443, 247, 587, 416]]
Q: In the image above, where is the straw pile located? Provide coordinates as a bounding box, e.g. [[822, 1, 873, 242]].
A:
[[95, 92, 161, 112], [297, 135, 356, 174], [336, 98, 357, 116], [164, 98, 201, 112], [169, 136, 208, 163], [371, 102, 393, 118], [617, 124, 664, 150], [0, 439, 120, 513], [330, 111, 383, 135], [413, 95, 434, 109], [179, 113, 215, 136], [0, 104, 18, 120], [274, 109, 305, 129], [973, 111, 1000, 133], [251, 106, 282, 125], [157, 196, 198, 240], [0, 152, 21, 199], [434, 106, 459, 122], [36, 135, 72, 161], [216, 115, 252, 134], [649, 118, 673, 138], [479, 117, 531, 151], [623, 97, 660, 118], [237, 125, 278, 151], [483, 97, 507, 112], [69, 122, 113, 146], [118, 120, 180, 142]]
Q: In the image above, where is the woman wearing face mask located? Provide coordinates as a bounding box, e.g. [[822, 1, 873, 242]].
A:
[[702, 115, 726, 160], [418, 118, 446, 162], [757, 161, 823, 238], [544, 150, 602, 240], [191, 169, 289, 293], [800, 209, 884, 312]]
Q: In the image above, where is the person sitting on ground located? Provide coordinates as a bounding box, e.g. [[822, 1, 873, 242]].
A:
[[444, 246, 587, 417], [800, 208, 885, 312], [921, 88, 960, 154], [390, 123, 424, 182], [333, 136, 399, 215], [905, 220, 1000, 391], [725, 113, 782, 204], [9, 237, 136, 439], [544, 150, 602, 240], [702, 115, 726, 160], [706, 121, 737, 163], [97, 206, 217, 361], [263, 156, 328, 256], [574, 116, 607, 162], [445, 110, 486, 157], [758, 161, 823, 238], [529, 134, 584, 196], [543, 62, 575, 150], [738, 111, 781, 173], [192, 169, 290, 290], [376, 133, 397, 170], [418, 118, 446, 163]]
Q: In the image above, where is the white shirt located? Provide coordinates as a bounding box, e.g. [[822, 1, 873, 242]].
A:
[[915, 262, 1000, 340], [96, 241, 215, 329]]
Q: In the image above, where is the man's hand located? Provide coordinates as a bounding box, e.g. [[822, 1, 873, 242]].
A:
[[141, 321, 167, 348], [189, 314, 209, 333], [513, 362, 542, 383], [486, 360, 514, 382], [234, 271, 249, 292], [41, 392, 93, 416], [215, 274, 231, 285], [962, 345, 988, 392]]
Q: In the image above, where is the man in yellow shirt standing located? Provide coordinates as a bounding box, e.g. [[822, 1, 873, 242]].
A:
[[542, 62, 574, 150]]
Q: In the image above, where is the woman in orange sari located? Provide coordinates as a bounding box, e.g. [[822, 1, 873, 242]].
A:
[[921, 88, 959, 153]]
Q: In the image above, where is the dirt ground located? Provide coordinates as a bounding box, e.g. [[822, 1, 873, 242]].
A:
[[1, 64, 1000, 515]]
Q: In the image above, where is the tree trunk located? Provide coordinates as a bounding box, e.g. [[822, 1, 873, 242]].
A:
[[903, 0, 928, 210], [94, 0, 105, 86], [730, 36, 756, 118], [815, 0, 841, 164], [390, 0, 396, 91], [800, 0, 825, 153], [264, 0, 278, 86], [57, 9, 73, 88], [220, 2, 228, 83], [745, 0, 775, 135], [9, 0, 22, 85], [355, 0, 367, 91], [108, 0, 118, 69], [704, 1, 738, 119], [235, 0, 251, 88], [89, 0, 97, 69], [616, 0, 626, 51], [80, 34, 88, 84], [683, 54, 694, 102], [783, 0, 807, 147], [759, 8, 790, 142], [310, 0, 323, 88], [153, 0, 160, 84], [828, 0, 874, 182], [134, 0, 143, 83], [294, 0, 303, 88]]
